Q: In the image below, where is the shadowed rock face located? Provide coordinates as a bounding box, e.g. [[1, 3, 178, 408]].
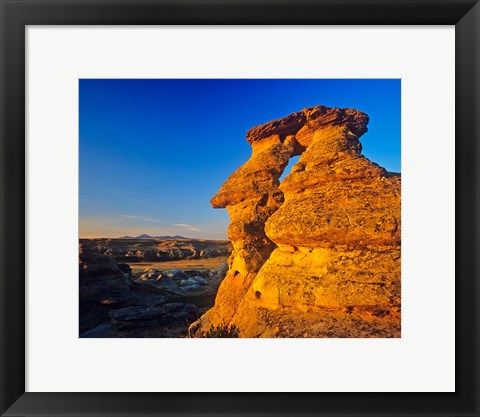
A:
[[193, 105, 401, 338]]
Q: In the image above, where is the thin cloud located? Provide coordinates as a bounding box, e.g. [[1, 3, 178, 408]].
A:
[[117, 215, 163, 223], [117, 216, 201, 232], [172, 223, 202, 232]]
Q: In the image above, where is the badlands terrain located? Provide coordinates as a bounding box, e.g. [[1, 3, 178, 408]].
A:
[[79, 238, 231, 337]]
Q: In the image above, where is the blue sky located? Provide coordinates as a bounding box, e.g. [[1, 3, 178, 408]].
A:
[[79, 79, 401, 239]]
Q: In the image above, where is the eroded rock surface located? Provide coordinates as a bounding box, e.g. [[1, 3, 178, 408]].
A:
[[191, 105, 401, 338]]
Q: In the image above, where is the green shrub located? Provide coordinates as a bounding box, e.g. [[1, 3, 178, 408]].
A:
[[200, 323, 240, 338]]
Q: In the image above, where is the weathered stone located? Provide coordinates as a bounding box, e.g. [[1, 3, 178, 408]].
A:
[[192, 105, 401, 338], [79, 244, 134, 306], [109, 303, 198, 330]]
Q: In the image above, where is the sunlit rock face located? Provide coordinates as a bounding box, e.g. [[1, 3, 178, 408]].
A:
[[192, 105, 401, 338]]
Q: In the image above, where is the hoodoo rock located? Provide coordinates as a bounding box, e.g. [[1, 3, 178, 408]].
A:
[[191, 105, 401, 338]]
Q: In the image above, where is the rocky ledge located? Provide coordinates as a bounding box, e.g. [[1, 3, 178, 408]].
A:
[[190, 105, 401, 338]]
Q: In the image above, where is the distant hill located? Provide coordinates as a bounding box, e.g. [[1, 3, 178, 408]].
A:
[[118, 234, 188, 239]]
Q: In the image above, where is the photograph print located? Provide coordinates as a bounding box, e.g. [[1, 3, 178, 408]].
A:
[[79, 79, 401, 338]]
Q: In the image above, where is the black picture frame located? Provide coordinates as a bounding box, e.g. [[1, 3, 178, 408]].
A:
[[1, 1, 478, 416]]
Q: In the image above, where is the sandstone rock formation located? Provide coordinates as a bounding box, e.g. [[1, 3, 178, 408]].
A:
[[191, 105, 401, 338], [79, 243, 133, 306]]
